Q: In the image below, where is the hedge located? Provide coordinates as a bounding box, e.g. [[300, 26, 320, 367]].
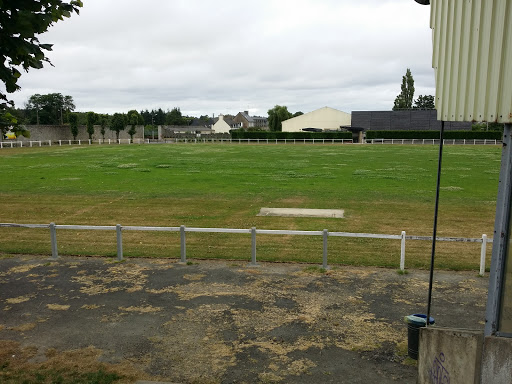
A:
[[231, 131, 352, 140], [365, 130, 502, 140]]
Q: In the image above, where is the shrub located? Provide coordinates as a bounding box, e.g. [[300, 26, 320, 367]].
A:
[[230, 131, 352, 140]]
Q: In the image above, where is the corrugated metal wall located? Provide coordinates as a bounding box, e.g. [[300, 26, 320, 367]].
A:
[[352, 110, 471, 131], [430, 0, 512, 123]]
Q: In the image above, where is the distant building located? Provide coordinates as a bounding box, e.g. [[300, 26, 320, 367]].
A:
[[190, 118, 214, 128], [233, 111, 268, 129], [351, 110, 471, 131], [212, 115, 236, 134], [281, 107, 351, 132]]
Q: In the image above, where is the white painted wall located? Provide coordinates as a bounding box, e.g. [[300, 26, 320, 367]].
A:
[[212, 115, 231, 134], [282, 107, 351, 132]]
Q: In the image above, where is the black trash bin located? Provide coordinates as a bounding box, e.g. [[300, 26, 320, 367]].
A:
[[404, 314, 435, 360]]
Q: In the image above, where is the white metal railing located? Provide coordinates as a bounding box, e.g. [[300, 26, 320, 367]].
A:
[[0, 222, 491, 275], [0, 138, 502, 148], [368, 138, 501, 145]]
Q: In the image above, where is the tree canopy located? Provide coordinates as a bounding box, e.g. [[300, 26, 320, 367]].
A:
[[0, 1, 83, 109], [86, 111, 96, 140], [413, 95, 435, 110], [268, 105, 292, 132], [25, 93, 75, 124], [127, 110, 143, 139], [393, 68, 415, 110], [110, 113, 126, 140], [68, 113, 78, 140]]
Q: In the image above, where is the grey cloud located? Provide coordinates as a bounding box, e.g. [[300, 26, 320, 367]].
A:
[[11, 0, 435, 116]]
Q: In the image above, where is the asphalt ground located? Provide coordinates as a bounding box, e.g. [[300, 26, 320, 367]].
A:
[[0, 255, 488, 383]]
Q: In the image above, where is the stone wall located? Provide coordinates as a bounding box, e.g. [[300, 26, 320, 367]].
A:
[[19, 125, 144, 141], [158, 125, 213, 139]]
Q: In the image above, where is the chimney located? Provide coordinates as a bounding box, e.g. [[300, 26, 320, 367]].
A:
[[244, 111, 249, 116]]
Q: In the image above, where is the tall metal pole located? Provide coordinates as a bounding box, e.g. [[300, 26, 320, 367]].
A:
[[426, 121, 445, 326], [485, 124, 512, 336]]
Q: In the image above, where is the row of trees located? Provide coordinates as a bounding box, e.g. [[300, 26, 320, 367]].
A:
[[25, 93, 75, 125], [140, 107, 199, 126], [67, 110, 143, 141]]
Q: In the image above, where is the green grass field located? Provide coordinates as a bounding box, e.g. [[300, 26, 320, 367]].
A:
[[0, 143, 502, 270]]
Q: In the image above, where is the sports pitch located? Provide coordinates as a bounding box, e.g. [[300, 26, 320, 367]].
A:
[[0, 143, 502, 270]]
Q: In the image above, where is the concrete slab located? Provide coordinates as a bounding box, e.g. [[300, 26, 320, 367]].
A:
[[481, 336, 512, 384], [257, 207, 344, 218], [418, 327, 483, 384]]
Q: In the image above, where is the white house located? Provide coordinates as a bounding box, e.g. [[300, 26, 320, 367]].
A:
[[212, 115, 233, 134], [281, 107, 351, 132]]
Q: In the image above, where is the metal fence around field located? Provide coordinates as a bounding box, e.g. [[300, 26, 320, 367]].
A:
[[0, 137, 502, 148], [0, 222, 491, 275]]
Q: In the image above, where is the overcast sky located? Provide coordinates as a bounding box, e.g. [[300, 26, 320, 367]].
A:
[[10, 0, 434, 117]]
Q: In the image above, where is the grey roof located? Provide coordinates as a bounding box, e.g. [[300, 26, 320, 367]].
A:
[[214, 116, 235, 127], [238, 112, 267, 122], [190, 118, 214, 127], [240, 112, 254, 123]]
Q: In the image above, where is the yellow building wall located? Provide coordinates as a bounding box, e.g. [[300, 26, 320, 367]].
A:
[[212, 115, 231, 134], [281, 107, 351, 132]]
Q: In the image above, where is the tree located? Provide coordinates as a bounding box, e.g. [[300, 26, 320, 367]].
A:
[[127, 110, 143, 140], [167, 107, 186, 125], [413, 95, 435, 110], [69, 113, 78, 140], [99, 115, 108, 140], [267, 105, 292, 132], [155, 108, 166, 125], [62, 95, 76, 123], [0, 109, 18, 137], [86, 111, 96, 140], [393, 68, 415, 110], [0, 1, 83, 109], [25, 94, 42, 125], [110, 113, 126, 140], [25, 93, 75, 125], [293, 111, 304, 117]]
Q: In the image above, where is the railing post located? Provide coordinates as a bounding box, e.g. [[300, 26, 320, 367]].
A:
[[322, 229, 329, 269], [50, 222, 58, 260], [480, 234, 487, 276], [250, 227, 258, 266], [116, 224, 123, 261], [400, 231, 406, 271], [180, 225, 186, 263]]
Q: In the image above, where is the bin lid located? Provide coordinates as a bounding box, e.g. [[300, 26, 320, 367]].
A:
[[404, 314, 435, 326]]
